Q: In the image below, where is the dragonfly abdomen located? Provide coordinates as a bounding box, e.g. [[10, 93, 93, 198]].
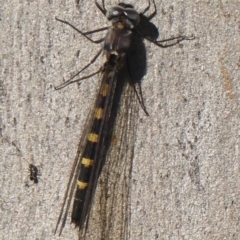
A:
[[71, 68, 116, 227]]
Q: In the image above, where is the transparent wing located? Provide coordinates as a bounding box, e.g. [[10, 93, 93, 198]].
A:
[[80, 74, 139, 240], [55, 104, 97, 235]]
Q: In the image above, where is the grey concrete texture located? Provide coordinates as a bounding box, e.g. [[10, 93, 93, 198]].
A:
[[1, 0, 239, 239]]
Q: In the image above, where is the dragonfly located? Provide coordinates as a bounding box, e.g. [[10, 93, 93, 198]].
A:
[[54, 0, 194, 239]]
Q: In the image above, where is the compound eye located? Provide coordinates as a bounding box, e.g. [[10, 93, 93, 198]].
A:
[[106, 6, 123, 20], [124, 9, 140, 25]]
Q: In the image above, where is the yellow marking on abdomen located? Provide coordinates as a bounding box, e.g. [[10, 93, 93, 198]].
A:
[[82, 158, 94, 167], [75, 198, 83, 202], [88, 133, 99, 143], [77, 180, 88, 189], [95, 108, 104, 119], [101, 84, 109, 97], [108, 71, 114, 79]]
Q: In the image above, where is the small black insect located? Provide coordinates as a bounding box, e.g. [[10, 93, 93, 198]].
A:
[[28, 164, 40, 184], [4, 138, 41, 186]]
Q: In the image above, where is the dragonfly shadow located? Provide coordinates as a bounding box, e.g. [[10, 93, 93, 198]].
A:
[[98, 13, 161, 177], [128, 14, 159, 84]]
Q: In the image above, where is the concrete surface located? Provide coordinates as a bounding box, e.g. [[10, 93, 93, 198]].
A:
[[1, 0, 239, 239]]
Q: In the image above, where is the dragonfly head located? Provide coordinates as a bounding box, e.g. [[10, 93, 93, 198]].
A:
[[106, 4, 140, 28]]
